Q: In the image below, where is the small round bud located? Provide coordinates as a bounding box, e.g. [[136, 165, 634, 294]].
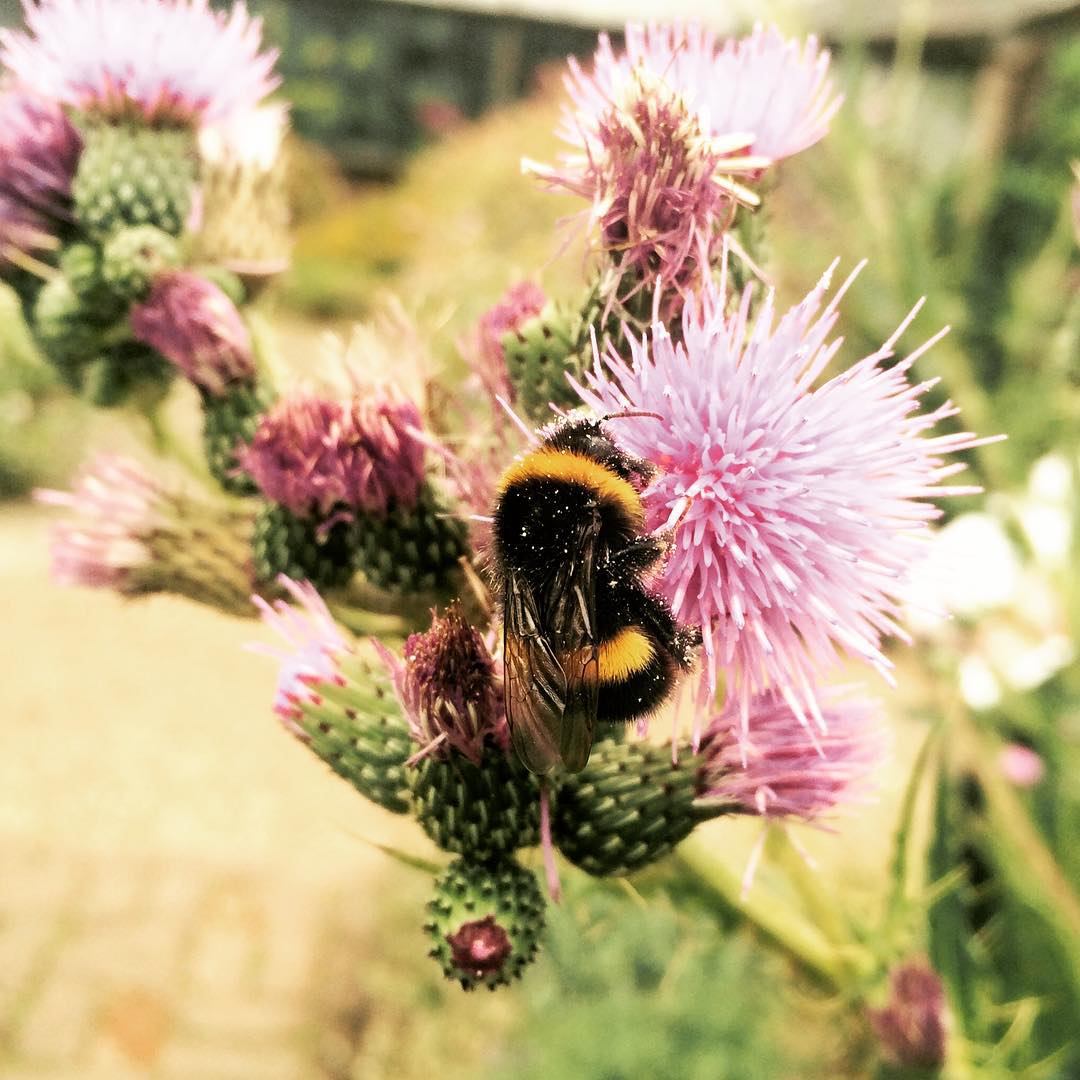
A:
[[101, 225, 181, 302]]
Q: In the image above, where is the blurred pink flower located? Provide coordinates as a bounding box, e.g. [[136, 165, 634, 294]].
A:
[[0, 88, 82, 259], [868, 959, 948, 1070], [575, 262, 996, 727], [998, 743, 1045, 788], [35, 455, 163, 590], [1, 0, 279, 128], [131, 271, 254, 395], [698, 690, 886, 821], [528, 22, 839, 292], [240, 384, 426, 521], [251, 574, 351, 733]]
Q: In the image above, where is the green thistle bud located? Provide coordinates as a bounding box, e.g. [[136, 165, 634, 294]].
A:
[[72, 122, 197, 238], [553, 738, 711, 877], [503, 300, 589, 423], [352, 482, 468, 595], [81, 341, 173, 410], [32, 274, 110, 383], [200, 381, 276, 495], [251, 501, 357, 591], [101, 225, 181, 302], [410, 748, 542, 861], [425, 857, 545, 991], [59, 242, 124, 318]]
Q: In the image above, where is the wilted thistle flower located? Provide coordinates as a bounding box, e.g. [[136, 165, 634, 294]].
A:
[[575, 262, 995, 726], [867, 959, 948, 1071], [385, 604, 507, 764], [698, 691, 886, 821], [0, 88, 82, 259], [240, 384, 426, 521], [467, 280, 546, 409], [130, 271, 255, 395], [529, 22, 839, 293], [36, 454, 256, 612], [1, 0, 279, 128], [251, 575, 351, 734]]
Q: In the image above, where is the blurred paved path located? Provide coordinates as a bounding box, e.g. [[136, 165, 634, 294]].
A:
[[0, 504, 416, 1078]]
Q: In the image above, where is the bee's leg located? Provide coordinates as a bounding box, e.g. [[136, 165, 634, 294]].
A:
[[608, 534, 669, 576]]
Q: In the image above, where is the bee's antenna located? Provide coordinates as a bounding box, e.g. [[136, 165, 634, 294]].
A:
[[602, 409, 664, 423]]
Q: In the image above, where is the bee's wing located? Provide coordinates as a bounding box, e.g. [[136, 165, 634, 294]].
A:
[[544, 510, 601, 773], [504, 567, 567, 775]]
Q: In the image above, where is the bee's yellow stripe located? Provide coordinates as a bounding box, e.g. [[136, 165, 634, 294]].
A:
[[499, 449, 643, 525], [564, 626, 655, 685]]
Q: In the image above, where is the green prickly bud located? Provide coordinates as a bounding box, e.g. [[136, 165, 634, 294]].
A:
[[32, 274, 112, 383], [409, 746, 542, 861], [425, 857, 545, 991], [293, 651, 413, 814], [553, 738, 709, 877], [251, 501, 357, 591], [101, 225, 181, 302], [503, 301, 590, 423], [201, 380, 275, 495], [353, 482, 467, 595], [72, 122, 197, 239], [81, 340, 173, 409]]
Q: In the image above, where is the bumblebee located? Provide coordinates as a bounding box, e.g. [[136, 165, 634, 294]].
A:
[[491, 416, 697, 774]]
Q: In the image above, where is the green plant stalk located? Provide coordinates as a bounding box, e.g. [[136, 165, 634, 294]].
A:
[[676, 837, 862, 993]]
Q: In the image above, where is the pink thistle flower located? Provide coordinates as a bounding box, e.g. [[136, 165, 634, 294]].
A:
[[0, 88, 82, 259], [575, 261, 997, 727], [468, 280, 546, 408], [130, 271, 254, 395], [1, 0, 279, 129], [529, 22, 839, 292], [240, 384, 426, 521], [698, 690, 886, 822], [34, 455, 165, 590], [868, 959, 948, 1071], [251, 574, 351, 734], [375, 605, 507, 764], [998, 743, 1045, 788]]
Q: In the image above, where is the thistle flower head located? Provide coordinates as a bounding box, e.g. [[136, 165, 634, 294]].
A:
[[34, 455, 164, 590], [867, 959, 948, 1071], [469, 280, 546, 407], [130, 271, 254, 394], [575, 262, 992, 725], [252, 575, 351, 733], [445, 916, 512, 980], [395, 605, 507, 763], [1, 0, 279, 128], [240, 382, 426, 520], [0, 87, 82, 258], [698, 690, 886, 822], [530, 22, 839, 292]]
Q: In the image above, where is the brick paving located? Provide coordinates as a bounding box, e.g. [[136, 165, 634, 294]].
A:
[[0, 506, 420, 1078]]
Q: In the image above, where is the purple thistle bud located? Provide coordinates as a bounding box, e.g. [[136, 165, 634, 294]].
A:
[[1, 0, 279, 129], [468, 280, 546, 407], [867, 959, 948, 1071], [251, 575, 351, 735], [529, 22, 840, 292], [698, 691, 886, 822], [387, 605, 507, 763], [130, 271, 254, 395], [35, 455, 165, 590], [575, 261, 999, 727], [240, 384, 426, 521], [445, 915, 512, 980], [0, 88, 82, 259]]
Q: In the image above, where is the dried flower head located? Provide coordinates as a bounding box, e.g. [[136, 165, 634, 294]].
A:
[[529, 22, 839, 293], [698, 690, 886, 822], [35, 454, 170, 591], [1, 0, 279, 128], [251, 575, 351, 734], [0, 88, 82, 259], [130, 271, 254, 395], [387, 605, 507, 763], [868, 959, 948, 1071], [575, 262, 995, 726], [240, 383, 426, 520]]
